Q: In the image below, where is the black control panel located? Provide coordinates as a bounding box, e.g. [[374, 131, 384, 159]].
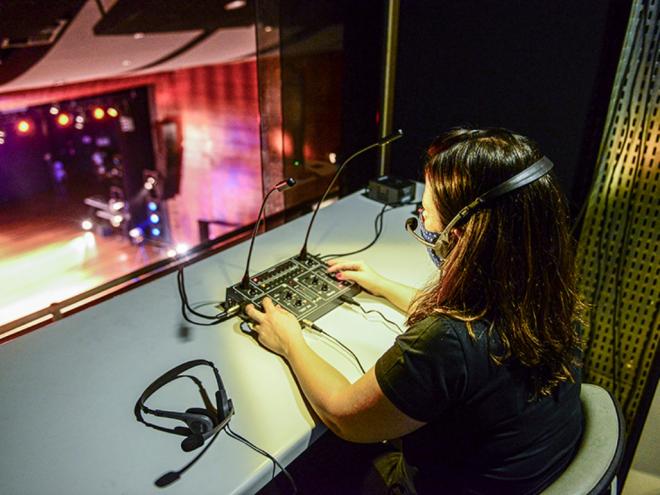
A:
[[225, 254, 360, 321]]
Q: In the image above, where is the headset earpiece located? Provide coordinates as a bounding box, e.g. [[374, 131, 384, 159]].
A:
[[181, 434, 205, 452], [184, 408, 216, 434], [173, 426, 193, 437]]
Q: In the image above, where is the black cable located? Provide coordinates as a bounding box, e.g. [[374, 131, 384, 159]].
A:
[[224, 424, 298, 494], [302, 320, 366, 374], [341, 296, 404, 335], [320, 200, 414, 260], [176, 267, 239, 326]]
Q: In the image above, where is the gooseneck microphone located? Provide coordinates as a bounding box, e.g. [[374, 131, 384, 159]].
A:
[[298, 129, 404, 260], [241, 178, 297, 289]]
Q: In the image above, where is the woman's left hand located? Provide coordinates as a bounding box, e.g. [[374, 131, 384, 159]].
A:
[[244, 297, 304, 358]]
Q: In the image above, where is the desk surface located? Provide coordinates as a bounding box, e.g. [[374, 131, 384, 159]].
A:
[[0, 189, 433, 495]]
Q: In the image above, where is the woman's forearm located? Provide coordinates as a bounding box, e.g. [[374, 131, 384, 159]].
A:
[[376, 277, 418, 312], [284, 336, 364, 437]]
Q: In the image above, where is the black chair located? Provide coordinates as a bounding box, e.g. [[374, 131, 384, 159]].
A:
[[543, 383, 625, 495]]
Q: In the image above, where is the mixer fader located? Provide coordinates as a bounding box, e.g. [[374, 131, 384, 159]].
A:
[[225, 254, 360, 321]]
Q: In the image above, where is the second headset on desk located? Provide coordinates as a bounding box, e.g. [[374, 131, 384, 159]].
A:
[[135, 359, 233, 454]]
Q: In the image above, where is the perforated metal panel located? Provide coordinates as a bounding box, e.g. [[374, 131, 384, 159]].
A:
[[576, 0, 659, 428]]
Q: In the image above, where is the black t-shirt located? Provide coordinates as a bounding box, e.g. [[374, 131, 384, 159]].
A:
[[375, 315, 583, 495]]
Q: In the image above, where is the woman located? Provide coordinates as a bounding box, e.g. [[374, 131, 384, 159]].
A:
[[246, 128, 584, 494]]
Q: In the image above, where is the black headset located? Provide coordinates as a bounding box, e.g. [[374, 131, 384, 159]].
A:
[[134, 359, 234, 487], [406, 156, 554, 258]]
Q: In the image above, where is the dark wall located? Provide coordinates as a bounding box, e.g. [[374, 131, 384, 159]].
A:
[[0, 114, 52, 204], [385, 0, 630, 214]]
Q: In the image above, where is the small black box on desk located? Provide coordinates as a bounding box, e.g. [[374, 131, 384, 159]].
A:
[[366, 175, 416, 205]]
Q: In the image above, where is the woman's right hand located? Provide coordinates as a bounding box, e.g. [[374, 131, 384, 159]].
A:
[[326, 259, 386, 297]]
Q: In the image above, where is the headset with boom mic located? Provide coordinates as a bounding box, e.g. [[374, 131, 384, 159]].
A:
[[405, 156, 554, 258], [135, 360, 235, 487], [298, 129, 404, 261], [240, 178, 297, 289]]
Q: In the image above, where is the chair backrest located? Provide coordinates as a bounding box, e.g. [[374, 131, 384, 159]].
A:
[[543, 383, 625, 495]]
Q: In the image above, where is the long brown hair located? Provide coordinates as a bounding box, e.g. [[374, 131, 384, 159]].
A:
[[407, 128, 584, 397]]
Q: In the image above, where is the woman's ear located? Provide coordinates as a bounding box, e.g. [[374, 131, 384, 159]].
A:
[[452, 228, 463, 240]]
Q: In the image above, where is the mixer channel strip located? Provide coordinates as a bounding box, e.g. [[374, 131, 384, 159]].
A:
[[225, 254, 360, 321]]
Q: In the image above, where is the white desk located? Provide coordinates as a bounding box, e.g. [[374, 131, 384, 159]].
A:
[[0, 189, 433, 495]]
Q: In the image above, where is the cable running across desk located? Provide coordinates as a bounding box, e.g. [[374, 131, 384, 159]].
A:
[[302, 320, 366, 374], [177, 268, 239, 326], [225, 424, 298, 494], [321, 200, 415, 260]]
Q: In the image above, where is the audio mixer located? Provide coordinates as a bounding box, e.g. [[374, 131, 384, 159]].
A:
[[225, 254, 360, 321]]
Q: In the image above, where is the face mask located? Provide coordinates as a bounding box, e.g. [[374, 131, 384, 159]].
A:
[[419, 221, 444, 268]]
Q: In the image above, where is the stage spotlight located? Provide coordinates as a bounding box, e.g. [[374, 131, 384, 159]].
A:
[[129, 227, 144, 239], [111, 215, 124, 227], [149, 213, 160, 224], [167, 248, 177, 258], [81, 219, 94, 231], [175, 243, 190, 255], [107, 107, 119, 118], [75, 115, 84, 124], [224, 0, 247, 10], [151, 227, 161, 237], [109, 199, 125, 211], [147, 201, 158, 212], [92, 107, 105, 120], [16, 120, 31, 134], [49, 106, 60, 115], [144, 176, 157, 191], [56, 113, 72, 127], [328, 152, 337, 164]]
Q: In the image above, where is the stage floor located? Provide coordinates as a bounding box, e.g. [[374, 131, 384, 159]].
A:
[[0, 197, 167, 328]]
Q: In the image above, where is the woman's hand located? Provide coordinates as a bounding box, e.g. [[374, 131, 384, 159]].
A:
[[244, 297, 304, 358], [326, 259, 387, 297]]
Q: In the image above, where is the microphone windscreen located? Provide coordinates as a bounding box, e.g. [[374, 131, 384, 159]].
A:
[[155, 471, 180, 487], [275, 177, 297, 192], [378, 129, 403, 146], [405, 217, 418, 230], [181, 434, 204, 452]]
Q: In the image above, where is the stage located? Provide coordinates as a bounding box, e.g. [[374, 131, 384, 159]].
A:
[[0, 194, 166, 327]]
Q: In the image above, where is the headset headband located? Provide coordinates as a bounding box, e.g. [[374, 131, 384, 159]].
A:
[[134, 359, 229, 434], [440, 156, 553, 238]]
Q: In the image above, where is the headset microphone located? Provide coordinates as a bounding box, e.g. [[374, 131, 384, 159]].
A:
[[405, 217, 435, 247], [155, 471, 181, 488]]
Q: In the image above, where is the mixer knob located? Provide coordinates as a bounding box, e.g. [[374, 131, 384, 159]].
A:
[[321, 283, 328, 291], [311, 276, 319, 285], [248, 288, 257, 296], [285, 291, 293, 299], [294, 299, 302, 307]]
